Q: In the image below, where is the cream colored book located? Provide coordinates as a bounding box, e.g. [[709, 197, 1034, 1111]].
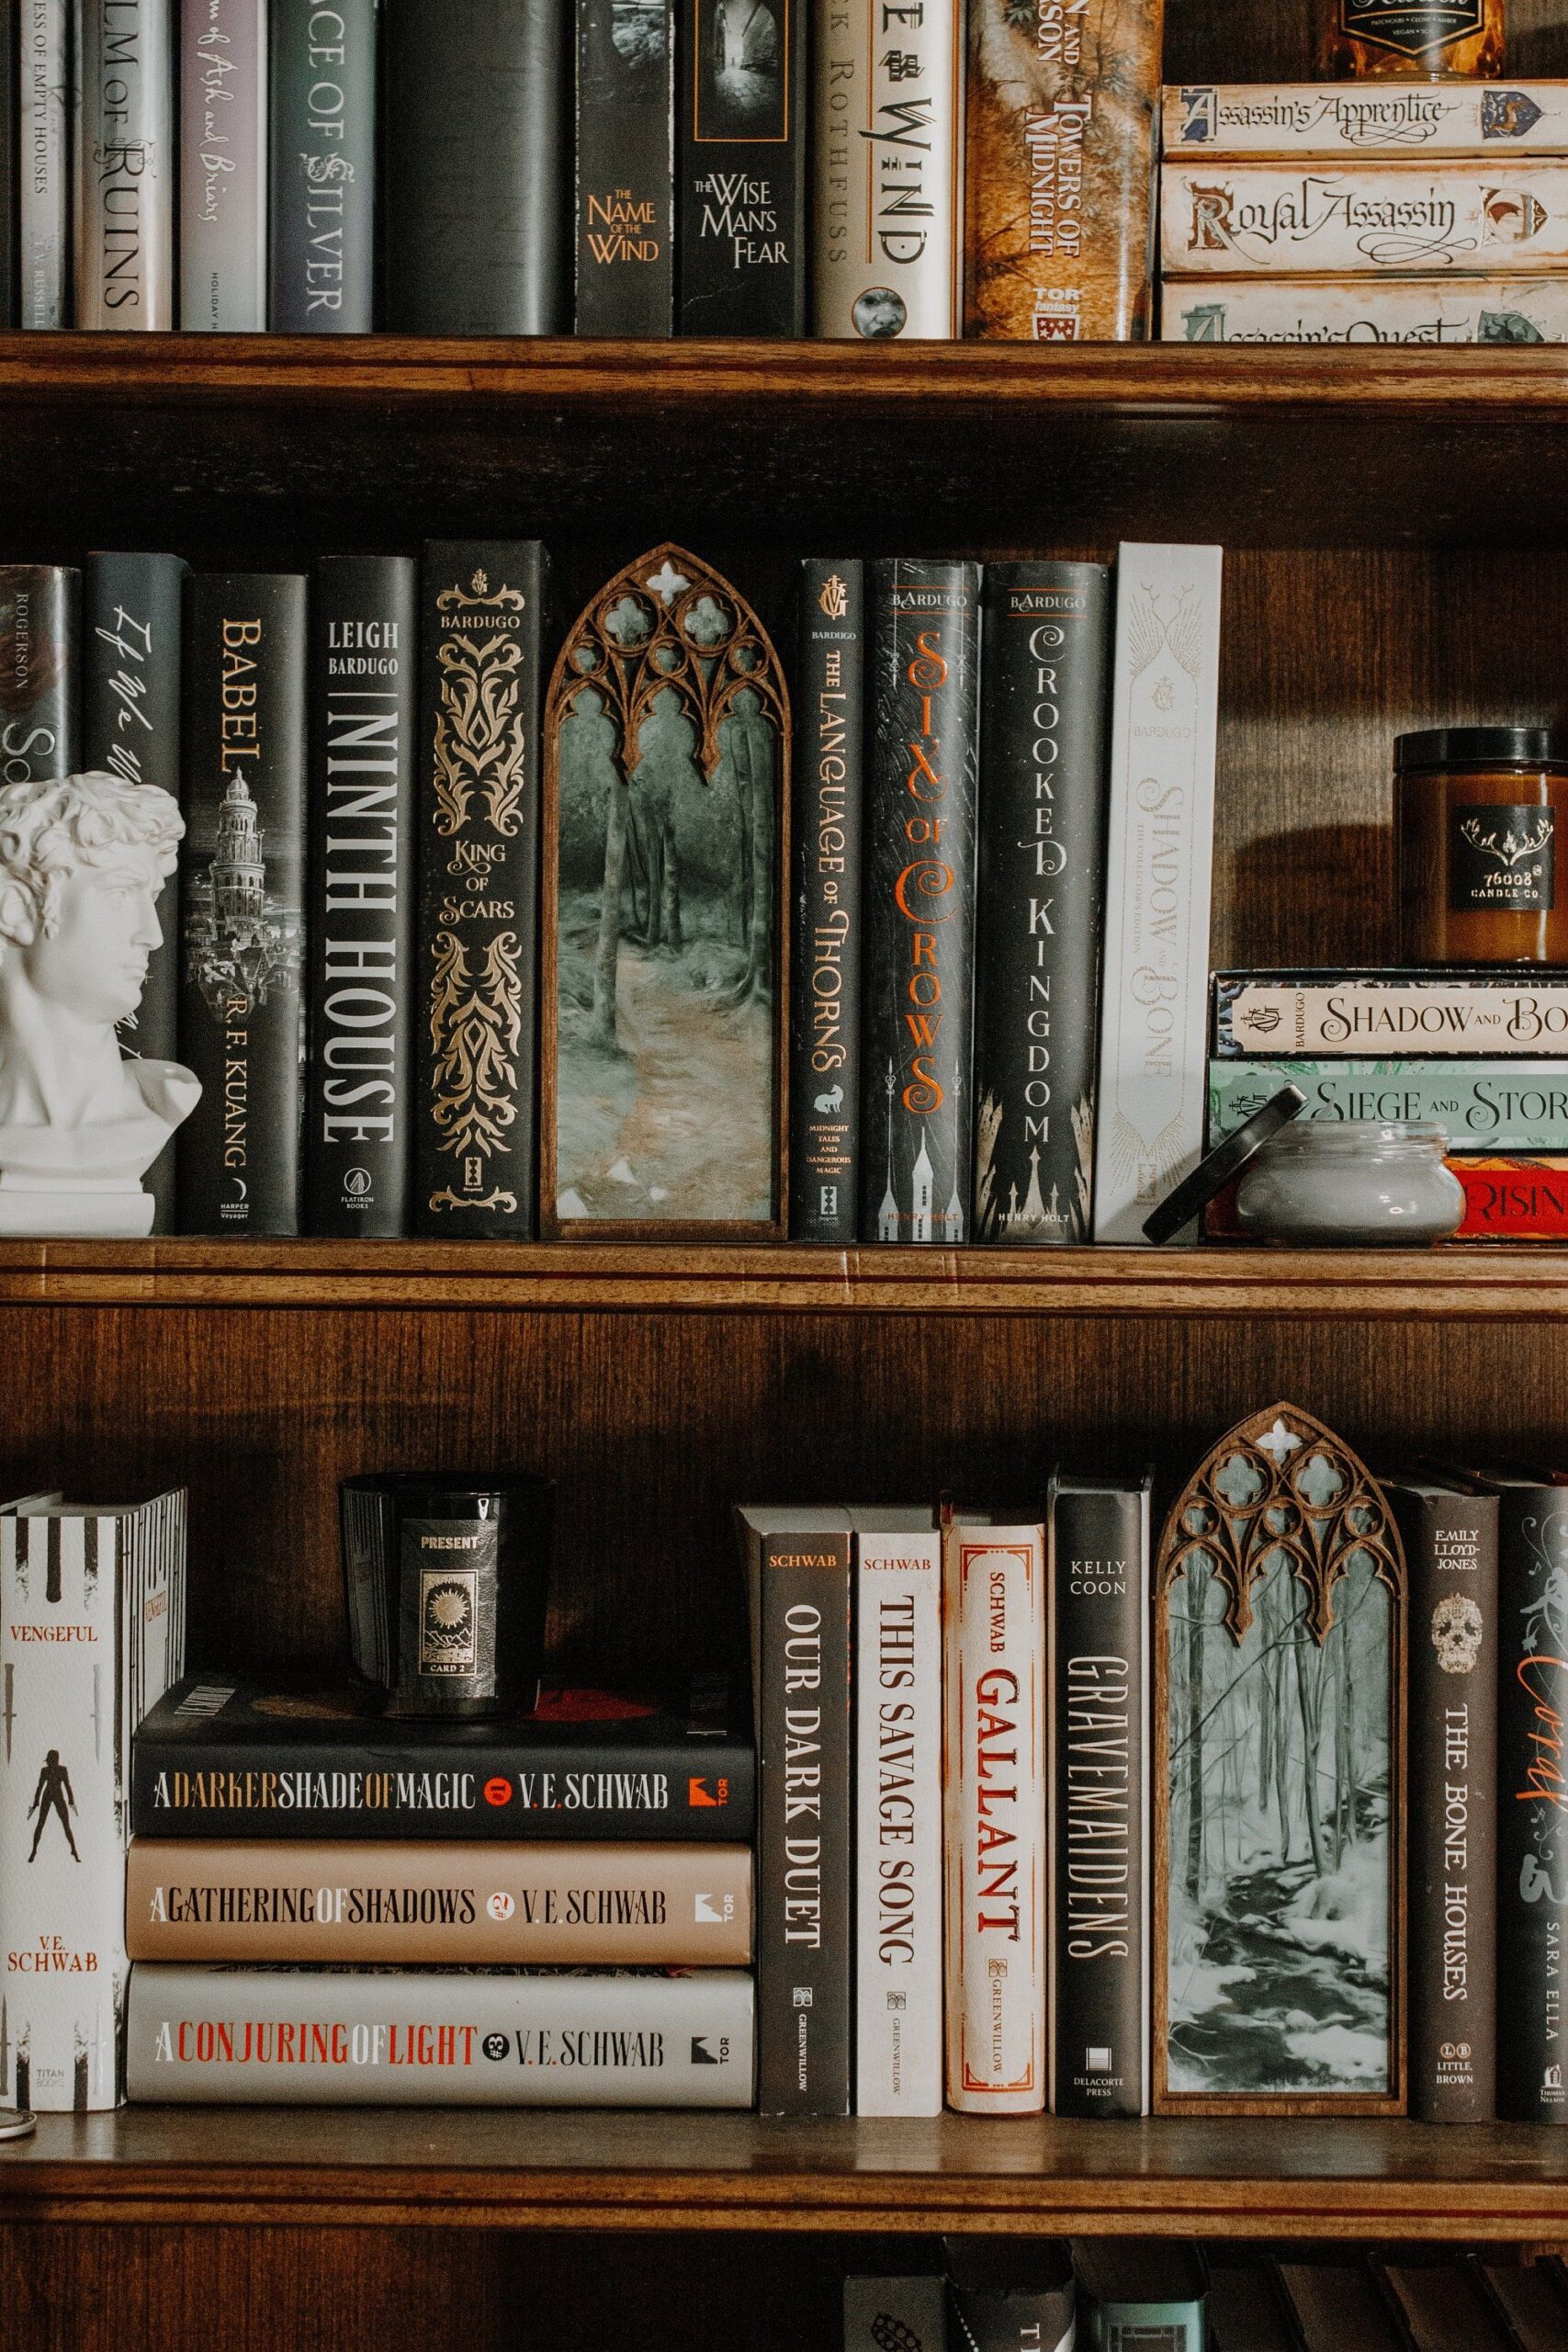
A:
[[1162, 161, 1568, 277]]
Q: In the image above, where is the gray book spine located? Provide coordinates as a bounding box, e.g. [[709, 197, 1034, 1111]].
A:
[[180, 0, 267, 329], [1, 0, 18, 325], [268, 0, 375, 331], [74, 0, 175, 327], [18, 0, 70, 326], [0, 563, 80, 779]]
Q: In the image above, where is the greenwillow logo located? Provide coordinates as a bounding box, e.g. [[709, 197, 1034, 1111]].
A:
[[1339, 0, 1483, 58]]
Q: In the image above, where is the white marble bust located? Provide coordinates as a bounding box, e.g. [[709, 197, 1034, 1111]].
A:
[[0, 772, 200, 1235]]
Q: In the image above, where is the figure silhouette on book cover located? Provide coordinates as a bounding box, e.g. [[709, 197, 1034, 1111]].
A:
[[27, 1749, 79, 1862]]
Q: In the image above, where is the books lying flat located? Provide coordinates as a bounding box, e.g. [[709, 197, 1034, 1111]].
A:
[[1213, 970, 1568, 1058], [125, 1964, 755, 2106], [1162, 163, 1568, 277], [1165, 82, 1568, 159], [1207, 1059, 1568, 1154], [1167, 278, 1568, 345], [125, 1839, 752, 1964], [132, 1674, 753, 1841]]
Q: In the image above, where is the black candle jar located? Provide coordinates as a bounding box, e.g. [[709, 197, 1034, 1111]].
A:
[[339, 1473, 554, 1719]]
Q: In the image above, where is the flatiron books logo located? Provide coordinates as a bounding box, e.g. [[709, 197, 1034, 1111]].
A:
[[419, 1571, 478, 1676]]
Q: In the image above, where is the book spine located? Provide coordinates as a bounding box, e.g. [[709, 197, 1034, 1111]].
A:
[[858, 558, 980, 1246], [176, 573, 308, 1237], [1208, 1059, 1568, 1155], [304, 556, 417, 1238], [179, 0, 267, 330], [413, 542, 546, 1237], [853, 1527, 942, 2115], [131, 1730, 757, 1839], [125, 1838, 753, 1962], [1164, 276, 1568, 345], [973, 561, 1111, 1245], [0, 0, 17, 327], [1214, 973, 1568, 1059], [0, 1509, 180, 2110], [1387, 1483, 1497, 2124], [1048, 1479, 1149, 2118], [574, 0, 674, 334], [1495, 1480, 1568, 2122], [0, 563, 80, 779], [73, 0, 174, 326], [1092, 544, 1222, 1244], [1163, 82, 1561, 160], [383, 0, 570, 335], [789, 558, 863, 1243], [83, 550, 187, 1233], [942, 1521, 1045, 2114], [810, 0, 963, 340], [127, 1962, 757, 2104], [675, 0, 806, 334], [756, 1532, 852, 2114], [18, 0, 70, 327], [964, 0, 1161, 342], [1162, 163, 1568, 281], [267, 0, 375, 331]]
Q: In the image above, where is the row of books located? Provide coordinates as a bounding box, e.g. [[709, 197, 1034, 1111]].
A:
[[1158, 79, 1568, 348], [0, 0, 1162, 341]]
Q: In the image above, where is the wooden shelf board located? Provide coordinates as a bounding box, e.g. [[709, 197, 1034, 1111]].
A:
[[3, 2109, 1566, 2236], [0, 1238, 1564, 1317]]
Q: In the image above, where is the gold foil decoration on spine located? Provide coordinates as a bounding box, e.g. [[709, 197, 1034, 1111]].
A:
[[432, 573, 530, 839], [425, 930, 524, 1215]]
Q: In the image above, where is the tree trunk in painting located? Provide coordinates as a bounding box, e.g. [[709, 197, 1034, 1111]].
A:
[[1292, 1619, 1326, 1878], [1185, 1561, 1205, 1905], [593, 775, 629, 1049]]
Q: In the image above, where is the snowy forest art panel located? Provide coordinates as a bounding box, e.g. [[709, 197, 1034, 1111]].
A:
[[1156, 1405, 1404, 2110], [545, 548, 786, 1232]]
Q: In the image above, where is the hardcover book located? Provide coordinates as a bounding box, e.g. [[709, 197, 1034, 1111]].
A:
[[0, 562, 79, 781], [126, 1962, 756, 2106], [1048, 1473, 1150, 2120], [790, 558, 863, 1245], [1165, 80, 1568, 158], [943, 2241, 1075, 2352], [305, 555, 417, 1239], [1091, 545, 1222, 1244], [268, 0, 376, 331], [176, 571, 308, 1237], [0, 0, 17, 326], [83, 549, 187, 1230], [736, 1506, 852, 2116], [1378, 2261, 1517, 2352], [180, 0, 267, 330], [414, 542, 547, 1236], [132, 1673, 755, 1841], [0, 1490, 186, 2111], [575, 0, 674, 334], [1070, 2241, 1206, 2352], [1214, 969, 1568, 1058], [859, 559, 980, 1247], [942, 1514, 1045, 2115], [851, 1507, 941, 2117], [1165, 277, 1568, 346], [1382, 1475, 1497, 2124], [125, 1838, 753, 1963], [74, 0, 175, 326], [1162, 162, 1568, 279], [383, 0, 570, 335], [810, 0, 964, 341], [18, 0, 70, 327], [973, 562, 1111, 1246], [1208, 1057, 1568, 1155], [1276, 2261, 1406, 2352], [845, 2275, 948, 2352], [676, 0, 806, 334], [965, 0, 1163, 342], [1475, 2256, 1568, 2352]]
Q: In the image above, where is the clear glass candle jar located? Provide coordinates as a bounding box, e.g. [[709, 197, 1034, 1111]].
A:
[[1396, 727, 1568, 967], [1235, 1121, 1464, 1246]]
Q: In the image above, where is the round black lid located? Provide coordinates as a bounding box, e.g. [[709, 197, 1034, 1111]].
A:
[[1141, 1085, 1306, 1248], [1395, 726, 1568, 771]]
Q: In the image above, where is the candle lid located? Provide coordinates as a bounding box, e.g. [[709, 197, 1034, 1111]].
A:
[[1395, 726, 1568, 769], [1141, 1085, 1307, 1247]]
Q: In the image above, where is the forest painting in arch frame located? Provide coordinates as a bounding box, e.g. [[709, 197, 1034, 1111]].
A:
[[1153, 1402, 1406, 2116], [539, 544, 790, 1237]]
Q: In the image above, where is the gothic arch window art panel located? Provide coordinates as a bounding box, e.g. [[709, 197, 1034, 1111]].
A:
[[541, 547, 789, 1235], [1153, 1404, 1406, 2116]]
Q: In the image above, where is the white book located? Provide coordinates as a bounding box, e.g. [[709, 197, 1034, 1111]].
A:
[[851, 1506, 942, 2117], [74, 0, 175, 327], [180, 0, 268, 330], [19, 0, 70, 328], [1164, 277, 1568, 346], [1161, 160, 1568, 279], [1091, 544, 1223, 1245], [0, 1490, 186, 2110], [1164, 80, 1568, 160], [942, 1514, 1045, 2115]]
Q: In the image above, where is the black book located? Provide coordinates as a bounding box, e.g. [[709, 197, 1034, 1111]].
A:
[[0, 0, 17, 328], [1048, 1471, 1151, 2119], [858, 559, 980, 1246], [132, 1670, 755, 1840], [0, 563, 79, 779], [413, 542, 547, 1237], [575, 0, 673, 334], [83, 551, 187, 1232], [974, 562, 1112, 1245], [268, 0, 376, 331], [943, 2242, 1076, 2352], [1384, 1473, 1498, 2125], [304, 556, 418, 1238], [383, 0, 569, 335], [675, 0, 805, 334], [1466, 1464, 1568, 2123], [788, 559, 863, 1244], [176, 573, 308, 1237], [736, 1506, 852, 2116]]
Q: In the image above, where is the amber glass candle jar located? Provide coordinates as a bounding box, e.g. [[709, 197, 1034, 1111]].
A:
[[1321, 0, 1504, 79], [1396, 727, 1568, 967]]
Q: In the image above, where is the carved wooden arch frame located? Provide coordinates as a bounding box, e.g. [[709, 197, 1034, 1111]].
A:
[[1152, 1401, 1407, 2116], [538, 544, 791, 1240]]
